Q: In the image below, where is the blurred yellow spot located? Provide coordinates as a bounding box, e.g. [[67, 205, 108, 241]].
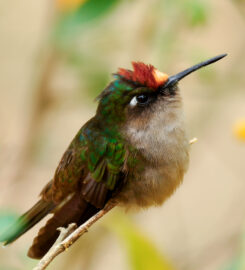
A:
[[233, 119, 245, 141], [56, 0, 87, 12]]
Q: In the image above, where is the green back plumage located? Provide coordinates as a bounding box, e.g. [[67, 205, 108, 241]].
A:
[[77, 78, 138, 190], [80, 120, 126, 190], [51, 78, 140, 203]]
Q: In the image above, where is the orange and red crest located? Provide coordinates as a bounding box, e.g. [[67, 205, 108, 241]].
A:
[[118, 62, 169, 90]]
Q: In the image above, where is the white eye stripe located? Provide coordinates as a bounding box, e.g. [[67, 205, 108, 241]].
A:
[[130, 96, 138, 107]]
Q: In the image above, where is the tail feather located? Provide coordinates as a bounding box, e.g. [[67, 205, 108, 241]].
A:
[[0, 199, 55, 245], [0, 192, 100, 259], [28, 193, 99, 259]]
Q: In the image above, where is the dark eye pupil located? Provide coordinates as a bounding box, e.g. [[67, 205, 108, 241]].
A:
[[136, 94, 149, 104]]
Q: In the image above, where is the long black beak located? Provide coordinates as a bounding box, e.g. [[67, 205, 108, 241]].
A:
[[162, 53, 227, 89]]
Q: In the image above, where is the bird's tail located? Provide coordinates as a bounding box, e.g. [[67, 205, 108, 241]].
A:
[[0, 199, 55, 245], [27, 193, 99, 259], [0, 193, 99, 259]]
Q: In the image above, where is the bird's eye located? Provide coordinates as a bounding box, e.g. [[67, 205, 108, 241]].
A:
[[130, 94, 150, 107]]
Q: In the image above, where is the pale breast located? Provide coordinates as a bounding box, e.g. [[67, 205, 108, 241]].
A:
[[117, 99, 190, 208]]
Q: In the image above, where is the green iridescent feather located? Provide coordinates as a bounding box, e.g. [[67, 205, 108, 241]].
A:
[[80, 130, 126, 190]]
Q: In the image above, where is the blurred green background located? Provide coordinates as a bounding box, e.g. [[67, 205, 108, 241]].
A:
[[0, 0, 245, 269]]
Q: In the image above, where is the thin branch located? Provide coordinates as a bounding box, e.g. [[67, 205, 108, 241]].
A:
[[189, 137, 198, 145], [33, 202, 116, 270]]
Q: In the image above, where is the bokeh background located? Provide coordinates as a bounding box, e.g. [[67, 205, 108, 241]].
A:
[[0, 0, 245, 269]]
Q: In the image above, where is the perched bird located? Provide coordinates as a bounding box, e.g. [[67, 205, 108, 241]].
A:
[[0, 54, 226, 259]]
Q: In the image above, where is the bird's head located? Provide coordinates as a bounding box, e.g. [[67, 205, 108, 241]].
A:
[[95, 54, 227, 142]]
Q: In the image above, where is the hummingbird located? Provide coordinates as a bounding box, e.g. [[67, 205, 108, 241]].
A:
[[0, 54, 226, 259]]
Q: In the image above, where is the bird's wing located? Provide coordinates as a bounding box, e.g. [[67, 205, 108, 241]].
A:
[[27, 128, 128, 258], [44, 127, 127, 209], [0, 124, 129, 259], [81, 138, 127, 208]]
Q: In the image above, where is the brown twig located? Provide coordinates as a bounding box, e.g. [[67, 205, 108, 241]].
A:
[[33, 202, 116, 270], [189, 137, 198, 145]]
